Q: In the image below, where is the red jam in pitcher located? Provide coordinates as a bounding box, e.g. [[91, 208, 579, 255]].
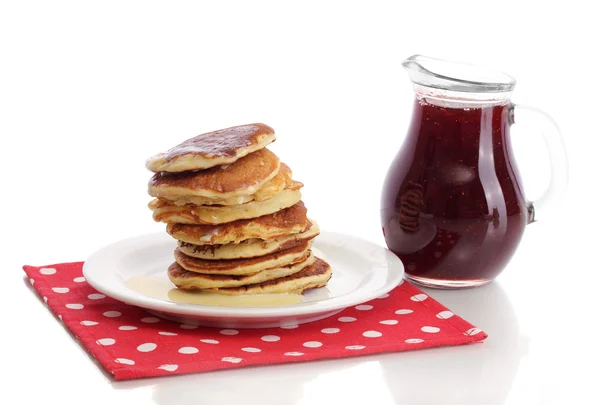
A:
[[381, 55, 567, 289], [381, 98, 528, 288]]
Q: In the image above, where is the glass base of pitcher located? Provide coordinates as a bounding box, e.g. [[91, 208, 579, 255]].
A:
[[405, 274, 492, 290]]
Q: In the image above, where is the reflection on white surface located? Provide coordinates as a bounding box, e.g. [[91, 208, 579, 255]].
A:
[[112, 281, 526, 405], [379, 282, 526, 404], [124, 360, 397, 405], [300, 361, 396, 405]]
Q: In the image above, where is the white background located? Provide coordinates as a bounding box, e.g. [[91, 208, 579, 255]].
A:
[[1, 1, 598, 404]]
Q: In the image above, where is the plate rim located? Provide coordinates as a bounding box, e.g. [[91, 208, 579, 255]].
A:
[[82, 231, 405, 319]]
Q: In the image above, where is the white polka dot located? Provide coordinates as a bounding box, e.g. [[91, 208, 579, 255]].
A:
[[303, 341, 322, 348], [434, 252, 442, 258], [200, 339, 219, 344], [355, 305, 373, 311], [421, 326, 440, 333], [395, 309, 414, 315], [338, 316, 357, 322], [321, 328, 340, 334], [80, 320, 98, 326], [220, 329, 239, 335], [405, 338, 424, 344], [159, 331, 178, 336], [178, 346, 198, 354], [43, 296, 48, 303], [222, 357, 242, 363], [241, 347, 261, 353], [261, 335, 280, 342], [280, 324, 298, 329], [29, 278, 34, 285], [436, 241, 443, 246], [115, 358, 135, 365], [73, 277, 86, 283], [39, 268, 56, 275], [52, 287, 69, 293], [363, 330, 382, 338], [380, 320, 398, 325], [119, 325, 137, 331], [137, 343, 157, 352], [284, 352, 304, 356], [377, 293, 390, 299], [410, 294, 428, 302], [464, 328, 482, 336], [88, 293, 105, 300], [345, 345, 366, 350], [103, 311, 121, 318], [66, 303, 84, 310], [158, 364, 178, 372], [180, 324, 198, 329], [96, 338, 115, 346], [141, 317, 160, 323], [436, 311, 454, 319]]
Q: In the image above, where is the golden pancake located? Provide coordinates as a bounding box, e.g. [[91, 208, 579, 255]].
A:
[[174, 240, 312, 275], [178, 219, 320, 260], [166, 201, 308, 244], [146, 123, 276, 173], [168, 252, 316, 289], [149, 185, 302, 225], [148, 148, 280, 199], [162, 163, 293, 206], [210, 257, 332, 295]]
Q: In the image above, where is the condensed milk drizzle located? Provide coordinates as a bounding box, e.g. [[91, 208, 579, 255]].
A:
[[125, 275, 303, 307]]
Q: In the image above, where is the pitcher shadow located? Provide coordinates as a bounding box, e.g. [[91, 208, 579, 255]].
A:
[[378, 281, 527, 404]]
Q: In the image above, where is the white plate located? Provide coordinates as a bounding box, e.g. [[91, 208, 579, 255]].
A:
[[83, 231, 404, 329]]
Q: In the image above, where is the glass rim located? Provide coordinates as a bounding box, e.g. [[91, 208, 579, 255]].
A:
[[403, 54, 516, 93]]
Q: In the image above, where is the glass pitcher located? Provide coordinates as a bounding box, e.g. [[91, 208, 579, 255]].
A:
[[381, 55, 568, 289]]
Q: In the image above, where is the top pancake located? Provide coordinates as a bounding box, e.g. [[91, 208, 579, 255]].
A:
[[146, 123, 276, 173], [148, 148, 280, 199]]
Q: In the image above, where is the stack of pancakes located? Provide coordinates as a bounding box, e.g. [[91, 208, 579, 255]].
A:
[[145, 123, 332, 295]]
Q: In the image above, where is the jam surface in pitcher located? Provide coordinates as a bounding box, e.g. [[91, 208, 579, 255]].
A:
[[381, 98, 528, 286]]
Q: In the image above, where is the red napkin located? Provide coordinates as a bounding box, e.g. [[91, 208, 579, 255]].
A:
[[23, 262, 487, 380]]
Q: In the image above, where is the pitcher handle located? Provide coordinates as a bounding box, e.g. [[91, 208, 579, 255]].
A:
[[511, 104, 569, 222]]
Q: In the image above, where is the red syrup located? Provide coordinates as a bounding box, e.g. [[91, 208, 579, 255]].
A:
[[381, 98, 530, 287]]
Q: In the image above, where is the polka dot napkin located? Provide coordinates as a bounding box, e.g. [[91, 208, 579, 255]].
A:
[[23, 262, 487, 380]]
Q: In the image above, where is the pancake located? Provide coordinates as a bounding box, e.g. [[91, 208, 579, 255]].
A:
[[148, 148, 280, 199], [166, 201, 308, 245], [168, 252, 316, 289], [146, 123, 276, 173], [209, 257, 332, 295], [174, 239, 312, 275], [178, 219, 320, 260], [162, 163, 293, 206], [149, 185, 302, 225]]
